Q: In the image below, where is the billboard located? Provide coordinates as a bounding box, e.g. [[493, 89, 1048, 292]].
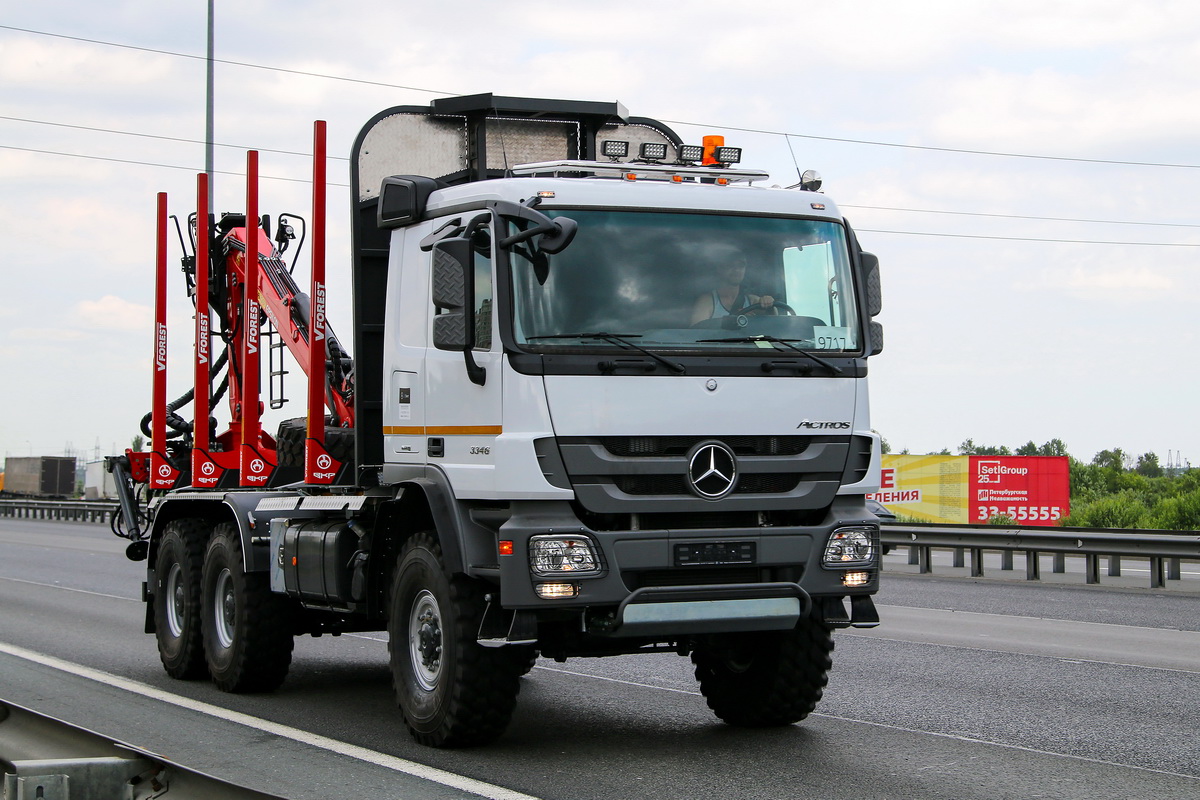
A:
[[868, 454, 1069, 524], [970, 456, 1070, 524]]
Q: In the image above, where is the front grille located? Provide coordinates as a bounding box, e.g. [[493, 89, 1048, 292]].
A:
[[603, 436, 810, 458], [573, 506, 825, 531], [558, 435, 849, 515], [613, 473, 802, 495]]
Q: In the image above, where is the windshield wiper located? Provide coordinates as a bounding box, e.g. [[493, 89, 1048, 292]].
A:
[[527, 332, 686, 374], [697, 335, 844, 374]]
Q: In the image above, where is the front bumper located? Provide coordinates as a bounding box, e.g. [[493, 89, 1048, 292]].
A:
[[493, 499, 879, 635]]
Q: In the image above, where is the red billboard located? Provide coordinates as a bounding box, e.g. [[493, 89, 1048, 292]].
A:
[[969, 456, 1070, 524]]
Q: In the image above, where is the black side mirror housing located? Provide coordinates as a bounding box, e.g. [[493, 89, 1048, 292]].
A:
[[860, 251, 882, 318], [378, 175, 442, 229], [431, 237, 473, 351]]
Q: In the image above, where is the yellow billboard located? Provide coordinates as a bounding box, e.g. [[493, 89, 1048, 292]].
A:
[[868, 454, 969, 524]]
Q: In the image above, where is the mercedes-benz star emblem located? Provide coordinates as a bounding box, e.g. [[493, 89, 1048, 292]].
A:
[[688, 442, 737, 499]]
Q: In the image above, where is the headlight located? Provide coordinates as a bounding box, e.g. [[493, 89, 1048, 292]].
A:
[[528, 535, 601, 577], [823, 527, 877, 568]]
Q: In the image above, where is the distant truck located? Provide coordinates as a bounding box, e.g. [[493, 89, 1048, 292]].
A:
[[109, 94, 886, 747], [85, 460, 119, 500], [2, 456, 77, 497]]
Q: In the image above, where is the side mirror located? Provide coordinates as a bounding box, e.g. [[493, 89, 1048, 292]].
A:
[[860, 251, 882, 318], [538, 217, 577, 254], [430, 237, 486, 385], [869, 320, 885, 356], [431, 237, 472, 351], [378, 175, 441, 229]]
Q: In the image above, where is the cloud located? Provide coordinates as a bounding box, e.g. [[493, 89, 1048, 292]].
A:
[[10, 327, 90, 342], [74, 295, 153, 332]]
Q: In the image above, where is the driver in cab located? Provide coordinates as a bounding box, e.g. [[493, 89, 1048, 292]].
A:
[[691, 257, 774, 324]]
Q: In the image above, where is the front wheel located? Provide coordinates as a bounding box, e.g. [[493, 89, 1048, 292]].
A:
[[388, 532, 522, 747], [692, 614, 834, 727], [201, 523, 295, 692]]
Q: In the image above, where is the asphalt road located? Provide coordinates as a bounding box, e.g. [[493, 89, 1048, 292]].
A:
[[1, 517, 1198, 799]]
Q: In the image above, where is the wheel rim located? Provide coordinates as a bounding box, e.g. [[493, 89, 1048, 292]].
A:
[[214, 568, 236, 649], [408, 589, 443, 691], [165, 562, 185, 638]]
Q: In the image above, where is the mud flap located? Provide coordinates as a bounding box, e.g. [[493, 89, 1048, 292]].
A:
[[849, 594, 880, 628]]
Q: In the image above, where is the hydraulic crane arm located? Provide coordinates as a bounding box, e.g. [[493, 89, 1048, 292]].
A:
[[217, 220, 355, 429]]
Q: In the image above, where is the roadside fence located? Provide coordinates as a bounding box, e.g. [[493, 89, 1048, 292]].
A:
[[883, 523, 1200, 589]]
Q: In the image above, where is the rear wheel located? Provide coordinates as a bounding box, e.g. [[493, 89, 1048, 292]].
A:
[[388, 532, 522, 747], [692, 614, 834, 727], [153, 519, 210, 679], [201, 522, 295, 692]]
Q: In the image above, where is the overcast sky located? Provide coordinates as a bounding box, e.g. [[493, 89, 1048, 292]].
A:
[[1, 1, 1197, 468]]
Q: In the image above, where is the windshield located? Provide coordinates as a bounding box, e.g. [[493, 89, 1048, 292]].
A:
[[510, 210, 861, 353]]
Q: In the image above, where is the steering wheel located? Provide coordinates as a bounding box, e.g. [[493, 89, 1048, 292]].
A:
[[734, 300, 796, 317]]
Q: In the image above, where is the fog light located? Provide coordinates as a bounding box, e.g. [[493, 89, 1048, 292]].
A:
[[529, 535, 601, 577], [535, 582, 580, 599], [823, 526, 877, 567], [843, 571, 871, 588]]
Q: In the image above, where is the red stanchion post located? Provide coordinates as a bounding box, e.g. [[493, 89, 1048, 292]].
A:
[[150, 192, 179, 490]]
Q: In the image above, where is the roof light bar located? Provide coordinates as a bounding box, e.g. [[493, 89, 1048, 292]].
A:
[[714, 146, 742, 165], [678, 144, 705, 163], [510, 159, 770, 183], [601, 139, 629, 159], [639, 142, 668, 161]]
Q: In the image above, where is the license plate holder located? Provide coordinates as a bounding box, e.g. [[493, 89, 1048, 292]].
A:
[[674, 541, 756, 567]]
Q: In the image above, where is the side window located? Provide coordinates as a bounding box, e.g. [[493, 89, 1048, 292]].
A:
[[472, 226, 493, 350]]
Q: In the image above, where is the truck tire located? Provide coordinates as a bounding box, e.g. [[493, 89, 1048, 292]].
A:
[[201, 522, 295, 692], [691, 614, 833, 727], [153, 519, 209, 679], [275, 417, 354, 469], [388, 531, 522, 747]]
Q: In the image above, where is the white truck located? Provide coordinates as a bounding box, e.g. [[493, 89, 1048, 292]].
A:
[[110, 94, 885, 747]]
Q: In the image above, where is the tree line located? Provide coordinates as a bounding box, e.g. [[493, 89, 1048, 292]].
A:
[[880, 436, 1198, 530]]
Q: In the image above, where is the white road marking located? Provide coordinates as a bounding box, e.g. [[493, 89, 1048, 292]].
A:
[[530, 658, 1199, 781], [0, 575, 138, 602], [533, 664, 701, 695], [0, 641, 543, 800]]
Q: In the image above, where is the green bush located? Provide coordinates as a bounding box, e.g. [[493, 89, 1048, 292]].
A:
[[1061, 491, 1152, 529], [1147, 488, 1200, 530]]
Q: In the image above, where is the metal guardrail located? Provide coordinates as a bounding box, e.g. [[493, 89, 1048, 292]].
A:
[[1, 699, 284, 799], [2, 499, 1196, 589], [0, 499, 116, 525], [883, 523, 1200, 589]]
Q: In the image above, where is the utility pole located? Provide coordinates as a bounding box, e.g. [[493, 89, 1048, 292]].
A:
[[205, 0, 215, 215]]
